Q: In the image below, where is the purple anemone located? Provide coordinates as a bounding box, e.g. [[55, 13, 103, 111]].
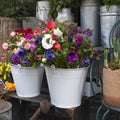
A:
[[11, 54, 20, 65], [75, 35, 83, 45], [68, 50, 78, 64]]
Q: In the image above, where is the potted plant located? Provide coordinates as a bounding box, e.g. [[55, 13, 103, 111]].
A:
[[2, 27, 45, 98], [35, 20, 99, 108], [103, 33, 120, 107], [48, 0, 80, 21]]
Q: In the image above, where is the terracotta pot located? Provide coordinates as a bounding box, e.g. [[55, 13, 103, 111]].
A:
[[103, 68, 120, 107]]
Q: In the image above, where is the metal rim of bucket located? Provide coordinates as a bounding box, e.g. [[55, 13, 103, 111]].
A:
[[0, 101, 12, 114]]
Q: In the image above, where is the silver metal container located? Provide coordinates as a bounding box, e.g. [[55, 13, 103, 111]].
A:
[[80, 0, 101, 46], [100, 5, 120, 48], [56, 8, 73, 23], [0, 100, 12, 120], [36, 1, 51, 24]]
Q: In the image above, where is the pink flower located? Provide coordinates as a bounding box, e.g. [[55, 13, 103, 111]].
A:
[[1, 54, 7, 62], [10, 31, 16, 37], [30, 44, 36, 51], [2, 42, 8, 50], [30, 38, 36, 42], [33, 30, 41, 36], [24, 42, 31, 50]]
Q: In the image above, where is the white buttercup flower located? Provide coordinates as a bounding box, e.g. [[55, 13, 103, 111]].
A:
[[53, 27, 63, 38], [42, 34, 55, 49]]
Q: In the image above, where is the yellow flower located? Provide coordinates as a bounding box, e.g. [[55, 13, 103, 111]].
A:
[[3, 74, 6, 80], [5, 82, 16, 92], [0, 66, 3, 75], [4, 63, 7, 67]]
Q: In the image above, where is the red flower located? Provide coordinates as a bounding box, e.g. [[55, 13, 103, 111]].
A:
[[34, 55, 40, 60], [52, 34, 58, 40], [16, 27, 33, 35], [46, 21, 57, 30], [93, 50, 99, 57], [53, 42, 62, 51]]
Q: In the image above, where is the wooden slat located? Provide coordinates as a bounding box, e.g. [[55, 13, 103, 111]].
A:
[[5, 92, 50, 103]]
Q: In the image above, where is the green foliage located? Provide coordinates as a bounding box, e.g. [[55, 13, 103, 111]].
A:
[[103, 0, 120, 5], [48, 0, 80, 19], [102, 0, 120, 11], [0, 0, 39, 21], [104, 38, 120, 70]]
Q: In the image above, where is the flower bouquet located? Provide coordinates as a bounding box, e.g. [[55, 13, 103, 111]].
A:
[[39, 20, 99, 68], [35, 20, 99, 108], [2, 27, 45, 97]]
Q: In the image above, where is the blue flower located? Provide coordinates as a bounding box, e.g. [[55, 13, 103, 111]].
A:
[[17, 49, 26, 59], [35, 38, 42, 44], [46, 50, 56, 60], [68, 35, 73, 42], [82, 58, 90, 65], [22, 59, 29, 66]]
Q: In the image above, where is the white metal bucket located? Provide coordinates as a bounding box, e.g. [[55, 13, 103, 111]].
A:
[[45, 66, 88, 108], [10, 65, 44, 97]]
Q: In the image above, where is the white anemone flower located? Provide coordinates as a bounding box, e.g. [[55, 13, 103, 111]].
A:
[[16, 40, 24, 47], [53, 27, 63, 38], [42, 34, 55, 49]]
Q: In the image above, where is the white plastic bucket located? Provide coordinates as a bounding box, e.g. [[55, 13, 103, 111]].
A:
[[45, 66, 88, 108], [10, 65, 44, 97], [36, 1, 51, 24]]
